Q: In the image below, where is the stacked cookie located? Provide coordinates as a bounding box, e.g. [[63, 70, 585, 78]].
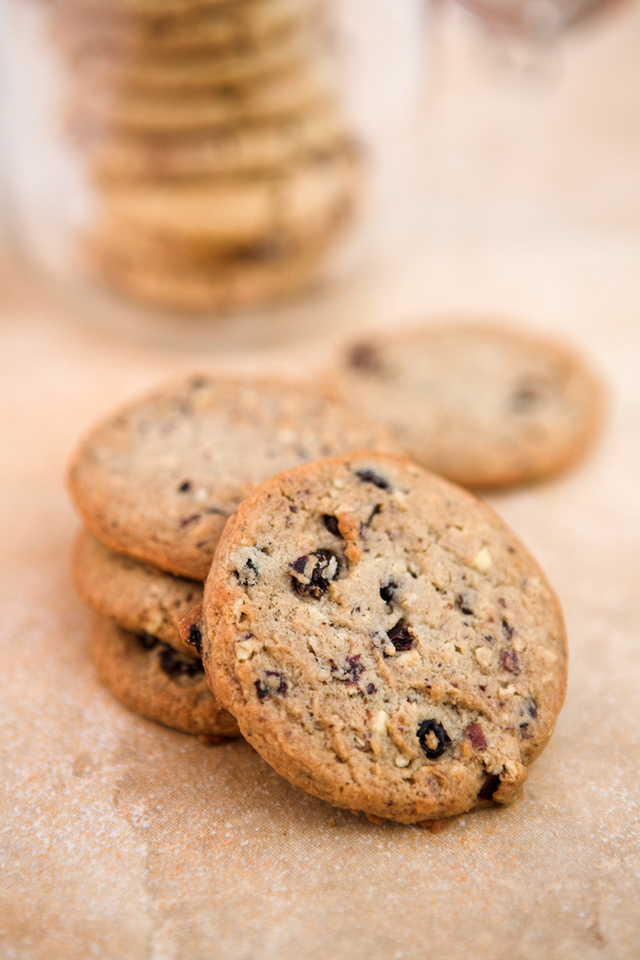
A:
[[69, 374, 401, 740], [52, 0, 358, 310], [67, 326, 604, 823]]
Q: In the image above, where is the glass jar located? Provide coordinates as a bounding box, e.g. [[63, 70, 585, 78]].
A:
[[0, 0, 425, 344]]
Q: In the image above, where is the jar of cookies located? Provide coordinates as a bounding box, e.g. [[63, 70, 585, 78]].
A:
[[0, 0, 424, 339]]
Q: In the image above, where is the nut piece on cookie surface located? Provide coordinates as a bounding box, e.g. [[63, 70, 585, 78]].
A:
[[201, 452, 568, 824]]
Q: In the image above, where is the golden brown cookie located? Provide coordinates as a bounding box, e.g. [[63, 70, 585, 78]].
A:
[[90, 616, 239, 738], [73, 528, 202, 656], [67, 375, 403, 580], [80, 105, 345, 181], [325, 323, 605, 489], [91, 145, 357, 251], [84, 203, 352, 310], [55, 0, 310, 57], [69, 17, 311, 93], [67, 65, 335, 135], [201, 452, 568, 824]]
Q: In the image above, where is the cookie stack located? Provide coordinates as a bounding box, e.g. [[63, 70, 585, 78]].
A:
[[67, 325, 604, 824], [69, 375, 401, 740], [52, 0, 358, 310]]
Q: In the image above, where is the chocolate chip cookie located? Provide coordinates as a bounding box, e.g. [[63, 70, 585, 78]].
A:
[[201, 452, 568, 823], [326, 323, 605, 489], [91, 616, 239, 738], [68, 376, 402, 580], [73, 528, 202, 655]]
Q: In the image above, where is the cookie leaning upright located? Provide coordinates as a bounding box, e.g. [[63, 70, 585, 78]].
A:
[[67, 375, 401, 581], [325, 323, 605, 488], [201, 452, 568, 824]]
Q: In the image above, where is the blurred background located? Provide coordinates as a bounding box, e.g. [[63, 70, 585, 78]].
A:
[[0, 0, 638, 346]]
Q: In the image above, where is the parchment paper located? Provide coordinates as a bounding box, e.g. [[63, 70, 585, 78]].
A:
[[1, 5, 639, 957]]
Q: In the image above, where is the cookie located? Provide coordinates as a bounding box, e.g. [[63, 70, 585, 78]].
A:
[[67, 376, 403, 581], [85, 218, 348, 310], [81, 104, 345, 181], [69, 18, 311, 93], [57, 0, 234, 16], [325, 323, 605, 489], [90, 616, 239, 738], [73, 528, 202, 656], [201, 451, 568, 824], [67, 65, 335, 135], [92, 145, 357, 251], [55, 0, 309, 56]]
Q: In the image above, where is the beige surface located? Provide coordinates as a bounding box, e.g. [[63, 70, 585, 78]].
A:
[[1, 3, 640, 958]]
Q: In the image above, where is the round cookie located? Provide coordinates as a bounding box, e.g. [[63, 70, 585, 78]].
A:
[[325, 323, 605, 489], [90, 616, 239, 738], [93, 145, 357, 251], [85, 220, 347, 310], [73, 528, 203, 655], [70, 19, 312, 93], [67, 66, 336, 135], [67, 376, 403, 581], [57, 0, 235, 17], [82, 105, 345, 181], [55, 0, 310, 56], [201, 451, 568, 824]]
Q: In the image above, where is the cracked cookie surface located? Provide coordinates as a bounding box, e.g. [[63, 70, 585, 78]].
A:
[[68, 375, 400, 580], [91, 616, 239, 738], [326, 323, 605, 488], [202, 452, 567, 823]]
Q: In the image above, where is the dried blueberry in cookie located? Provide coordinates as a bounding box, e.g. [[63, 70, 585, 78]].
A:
[[201, 453, 568, 824]]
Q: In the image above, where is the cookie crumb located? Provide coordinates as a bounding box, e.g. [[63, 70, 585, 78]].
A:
[[417, 818, 454, 834], [365, 812, 386, 824]]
